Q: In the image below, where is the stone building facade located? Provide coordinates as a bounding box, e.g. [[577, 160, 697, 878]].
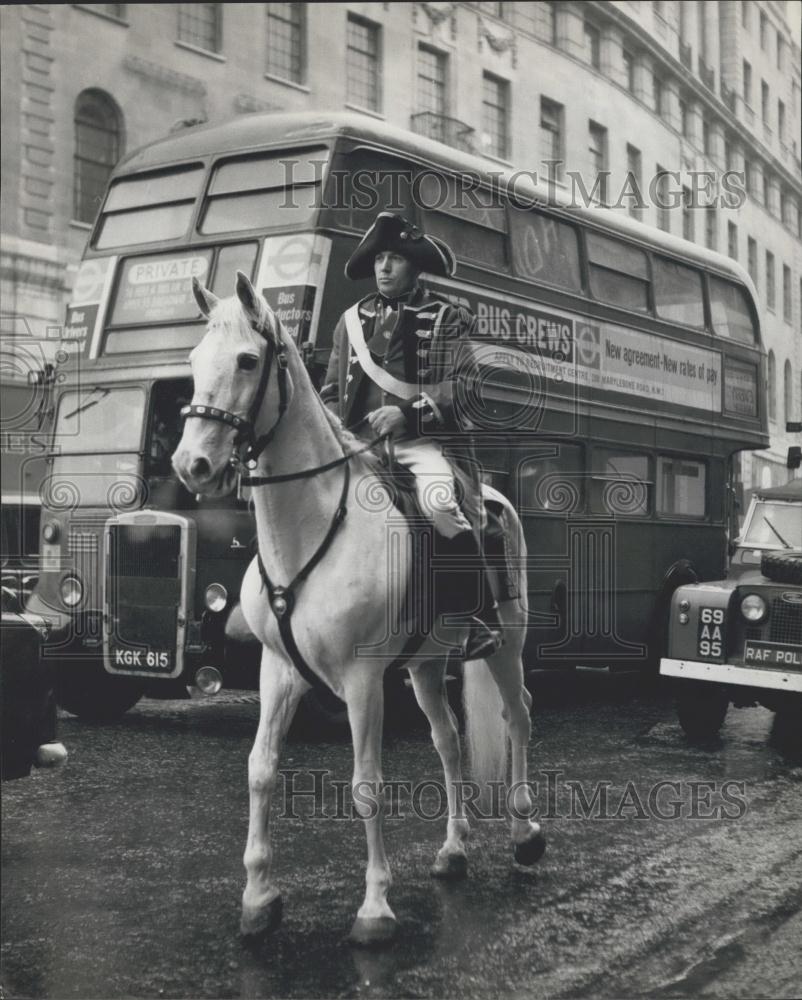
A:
[[1, 1, 800, 485]]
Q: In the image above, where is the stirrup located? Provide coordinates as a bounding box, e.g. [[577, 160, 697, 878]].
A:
[[462, 617, 503, 660]]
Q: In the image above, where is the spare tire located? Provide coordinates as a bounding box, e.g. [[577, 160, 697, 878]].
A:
[[760, 549, 802, 585]]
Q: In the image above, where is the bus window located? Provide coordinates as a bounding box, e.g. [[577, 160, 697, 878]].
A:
[[652, 257, 705, 328], [517, 445, 584, 514], [95, 165, 204, 250], [709, 277, 756, 344], [200, 147, 327, 234], [147, 379, 193, 478], [210, 243, 259, 295], [656, 456, 706, 518], [509, 208, 581, 291], [332, 151, 414, 232], [587, 232, 650, 312], [590, 449, 650, 517], [419, 172, 508, 269]]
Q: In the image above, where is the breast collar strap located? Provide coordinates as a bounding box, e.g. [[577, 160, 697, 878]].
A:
[[180, 316, 289, 468]]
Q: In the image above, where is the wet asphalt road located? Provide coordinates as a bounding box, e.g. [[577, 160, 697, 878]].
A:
[[2, 675, 801, 1000]]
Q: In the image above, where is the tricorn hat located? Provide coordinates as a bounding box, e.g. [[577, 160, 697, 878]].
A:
[[345, 212, 456, 280]]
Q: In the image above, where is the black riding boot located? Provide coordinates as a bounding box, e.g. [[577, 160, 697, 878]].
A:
[[436, 529, 503, 660]]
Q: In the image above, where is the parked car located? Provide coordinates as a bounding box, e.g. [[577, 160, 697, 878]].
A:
[[1, 607, 68, 780], [660, 479, 802, 740]]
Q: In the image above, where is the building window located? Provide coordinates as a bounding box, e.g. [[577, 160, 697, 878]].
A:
[[653, 74, 663, 116], [655, 166, 671, 232], [626, 144, 642, 219], [768, 350, 776, 422], [705, 206, 717, 250], [761, 80, 769, 125], [482, 72, 509, 160], [763, 172, 770, 208], [759, 11, 767, 50], [742, 1, 749, 29], [540, 97, 563, 183], [766, 251, 775, 310], [679, 99, 689, 138], [747, 236, 758, 286], [743, 60, 752, 106], [727, 220, 738, 260], [724, 139, 733, 171], [778, 100, 786, 142], [73, 89, 122, 225], [702, 117, 711, 155], [540, 1, 557, 45], [681, 186, 694, 241], [265, 3, 304, 83], [417, 45, 448, 130], [783, 264, 792, 322], [584, 21, 600, 69], [622, 49, 635, 93], [346, 14, 381, 112], [588, 122, 608, 204], [777, 34, 785, 71], [177, 3, 221, 53], [785, 360, 794, 423]]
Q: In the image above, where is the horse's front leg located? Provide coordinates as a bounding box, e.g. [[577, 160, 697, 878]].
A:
[[408, 658, 470, 879], [240, 647, 306, 938], [343, 668, 396, 946]]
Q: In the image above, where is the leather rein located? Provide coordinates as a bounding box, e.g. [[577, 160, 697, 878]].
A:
[[179, 310, 391, 691]]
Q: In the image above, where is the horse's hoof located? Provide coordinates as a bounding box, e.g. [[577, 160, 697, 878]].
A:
[[240, 894, 283, 939], [513, 830, 547, 867], [430, 853, 468, 880], [348, 916, 397, 948]]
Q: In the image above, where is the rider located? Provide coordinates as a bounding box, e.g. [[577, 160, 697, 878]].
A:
[[321, 212, 502, 660]]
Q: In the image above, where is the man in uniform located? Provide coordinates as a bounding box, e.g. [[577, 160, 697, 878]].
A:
[[321, 212, 502, 659]]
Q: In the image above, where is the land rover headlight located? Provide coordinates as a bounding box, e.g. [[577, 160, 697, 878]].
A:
[[60, 575, 83, 608], [204, 583, 228, 613], [740, 593, 767, 622]]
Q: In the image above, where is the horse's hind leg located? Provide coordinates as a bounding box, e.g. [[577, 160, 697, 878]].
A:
[[343, 669, 397, 946], [485, 637, 546, 866], [408, 658, 470, 879], [240, 648, 306, 939]]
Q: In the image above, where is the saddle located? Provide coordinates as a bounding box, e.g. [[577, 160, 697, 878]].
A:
[[371, 455, 520, 641]]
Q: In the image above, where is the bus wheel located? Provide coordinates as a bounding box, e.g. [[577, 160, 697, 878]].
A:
[[676, 681, 729, 741], [55, 661, 144, 722]]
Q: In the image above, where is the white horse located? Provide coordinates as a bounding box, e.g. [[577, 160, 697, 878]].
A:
[[172, 271, 544, 946]]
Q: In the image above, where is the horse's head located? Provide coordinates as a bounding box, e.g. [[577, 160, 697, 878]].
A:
[[172, 271, 290, 496]]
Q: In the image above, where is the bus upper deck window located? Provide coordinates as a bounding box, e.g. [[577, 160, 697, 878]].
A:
[[509, 208, 581, 291], [653, 257, 705, 328], [200, 147, 328, 235], [95, 165, 204, 250], [709, 277, 756, 344], [420, 172, 509, 270], [587, 232, 650, 313]]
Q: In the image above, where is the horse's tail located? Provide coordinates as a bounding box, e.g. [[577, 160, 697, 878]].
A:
[[463, 659, 507, 800]]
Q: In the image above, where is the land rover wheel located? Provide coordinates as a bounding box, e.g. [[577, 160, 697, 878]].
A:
[[760, 549, 802, 585], [676, 681, 729, 740], [55, 660, 144, 722]]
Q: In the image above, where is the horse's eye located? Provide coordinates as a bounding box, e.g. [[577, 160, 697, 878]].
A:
[[238, 354, 259, 372]]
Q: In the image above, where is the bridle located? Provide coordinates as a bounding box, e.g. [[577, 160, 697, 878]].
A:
[[180, 312, 290, 472]]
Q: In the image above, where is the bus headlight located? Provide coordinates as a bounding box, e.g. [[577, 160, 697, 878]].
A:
[[43, 521, 60, 543], [60, 575, 83, 608], [740, 594, 767, 622], [204, 583, 228, 613]]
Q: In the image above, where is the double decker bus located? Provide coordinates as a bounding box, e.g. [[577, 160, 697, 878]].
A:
[[25, 112, 768, 719]]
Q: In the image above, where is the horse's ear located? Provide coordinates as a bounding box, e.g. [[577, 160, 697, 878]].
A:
[[192, 277, 218, 317], [235, 270, 262, 322]]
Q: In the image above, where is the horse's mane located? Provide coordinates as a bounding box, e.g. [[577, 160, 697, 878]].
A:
[[319, 402, 363, 452]]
